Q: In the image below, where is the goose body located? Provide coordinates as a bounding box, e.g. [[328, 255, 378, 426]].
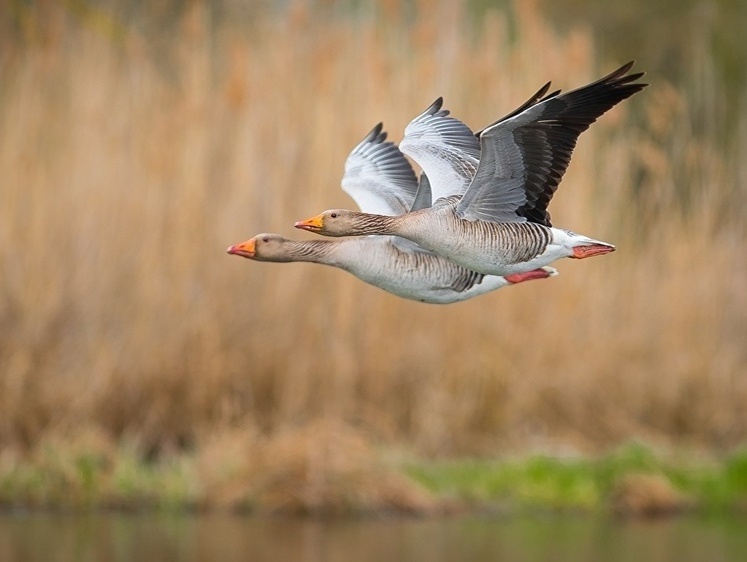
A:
[[320, 199, 613, 276], [229, 233, 555, 304], [296, 62, 647, 277], [229, 123, 556, 304]]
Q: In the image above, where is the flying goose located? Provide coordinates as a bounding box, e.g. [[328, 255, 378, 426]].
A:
[[228, 124, 556, 304], [295, 62, 647, 277]]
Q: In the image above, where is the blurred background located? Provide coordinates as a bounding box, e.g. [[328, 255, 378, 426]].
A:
[[1, 0, 746, 502]]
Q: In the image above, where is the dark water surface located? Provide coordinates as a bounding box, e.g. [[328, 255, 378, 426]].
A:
[[2, 512, 747, 562]]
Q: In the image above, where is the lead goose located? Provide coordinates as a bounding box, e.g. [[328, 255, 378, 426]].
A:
[[228, 123, 556, 304], [295, 62, 647, 277]]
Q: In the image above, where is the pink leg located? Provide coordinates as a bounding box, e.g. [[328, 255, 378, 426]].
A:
[[505, 268, 554, 284]]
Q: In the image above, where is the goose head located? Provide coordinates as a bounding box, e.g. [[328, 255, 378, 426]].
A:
[[227, 233, 292, 261], [294, 209, 379, 237]]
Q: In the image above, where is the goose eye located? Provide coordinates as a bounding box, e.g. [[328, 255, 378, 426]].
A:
[[330, 213, 338, 219], [262, 237, 269, 242]]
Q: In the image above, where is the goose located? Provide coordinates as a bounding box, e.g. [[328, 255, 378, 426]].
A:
[[294, 62, 647, 277], [227, 123, 556, 304]]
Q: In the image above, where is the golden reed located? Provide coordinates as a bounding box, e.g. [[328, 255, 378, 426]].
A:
[[1, 1, 745, 459]]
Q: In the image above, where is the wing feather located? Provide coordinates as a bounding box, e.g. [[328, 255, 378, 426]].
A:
[[456, 61, 647, 225], [341, 123, 419, 216], [399, 98, 481, 202]]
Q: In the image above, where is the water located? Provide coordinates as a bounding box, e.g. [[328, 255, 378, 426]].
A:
[[2, 512, 747, 562]]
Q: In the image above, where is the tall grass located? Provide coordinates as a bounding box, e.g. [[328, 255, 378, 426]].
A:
[[1, 0, 745, 462]]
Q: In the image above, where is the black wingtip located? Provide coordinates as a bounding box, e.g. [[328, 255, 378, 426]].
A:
[[618, 60, 635, 74], [592, 60, 647, 88], [359, 122, 388, 146], [535, 81, 553, 100], [475, 81, 558, 137], [423, 96, 449, 118]]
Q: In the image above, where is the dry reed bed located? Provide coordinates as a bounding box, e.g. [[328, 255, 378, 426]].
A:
[[1, 1, 745, 463]]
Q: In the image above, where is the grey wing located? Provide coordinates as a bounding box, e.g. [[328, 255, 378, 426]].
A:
[[456, 61, 647, 225], [399, 98, 481, 202], [341, 123, 419, 216], [409, 172, 433, 212]]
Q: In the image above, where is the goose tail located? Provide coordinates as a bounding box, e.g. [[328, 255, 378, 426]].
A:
[[568, 234, 616, 259]]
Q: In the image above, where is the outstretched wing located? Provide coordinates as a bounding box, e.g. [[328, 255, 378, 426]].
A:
[[399, 97, 481, 202], [456, 61, 647, 226], [341, 123, 419, 216]]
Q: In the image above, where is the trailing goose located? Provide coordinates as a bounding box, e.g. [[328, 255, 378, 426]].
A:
[[228, 124, 556, 304], [295, 62, 647, 277]]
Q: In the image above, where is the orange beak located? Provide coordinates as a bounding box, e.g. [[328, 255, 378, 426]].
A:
[[294, 214, 324, 232], [226, 238, 256, 258]]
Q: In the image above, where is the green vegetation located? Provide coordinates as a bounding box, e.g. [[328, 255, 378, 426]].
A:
[[409, 444, 747, 515], [2, 437, 747, 516], [0, 441, 198, 511]]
